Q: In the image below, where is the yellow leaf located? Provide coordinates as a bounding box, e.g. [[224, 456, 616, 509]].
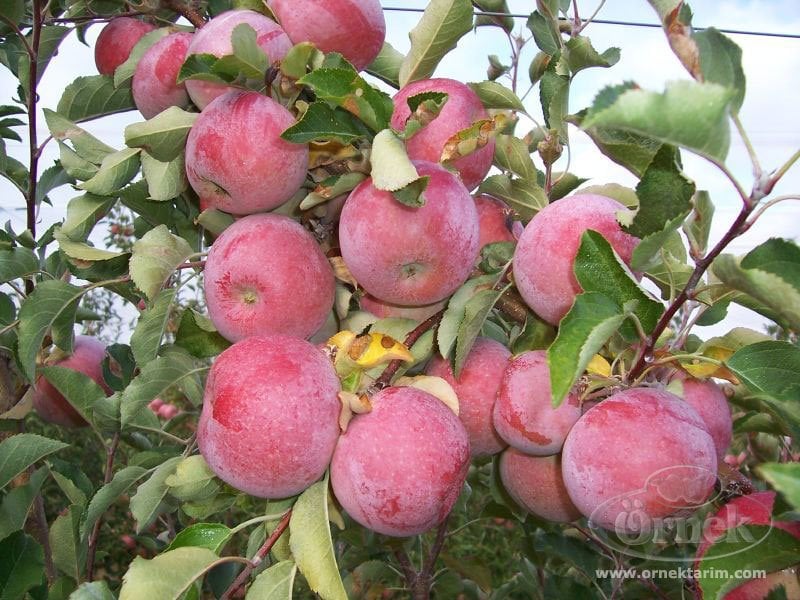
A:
[[586, 354, 612, 377], [395, 375, 459, 415]]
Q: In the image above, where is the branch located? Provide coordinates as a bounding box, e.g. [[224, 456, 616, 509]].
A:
[[219, 510, 292, 600], [86, 432, 120, 581], [25, 0, 43, 294], [373, 310, 444, 389], [161, 0, 206, 28]]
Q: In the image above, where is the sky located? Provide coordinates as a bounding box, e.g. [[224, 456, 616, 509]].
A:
[[1, 0, 799, 339]]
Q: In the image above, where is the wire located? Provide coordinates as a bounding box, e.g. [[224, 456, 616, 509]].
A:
[[382, 6, 800, 40]]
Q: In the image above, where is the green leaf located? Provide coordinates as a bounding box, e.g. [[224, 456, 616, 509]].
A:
[[454, 287, 506, 377], [36, 163, 75, 205], [78, 147, 141, 196], [81, 466, 148, 541], [165, 455, 220, 502], [124, 107, 198, 163], [575, 230, 663, 338], [540, 69, 569, 142], [581, 81, 735, 163], [70, 581, 116, 600], [55, 230, 124, 262], [129, 225, 194, 301], [493, 135, 538, 181], [0, 433, 68, 490], [683, 190, 714, 256], [758, 463, 800, 512], [563, 36, 619, 74], [50, 505, 83, 581], [727, 341, 800, 403], [120, 348, 207, 426], [526, 11, 560, 56], [399, 0, 474, 87], [119, 547, 219, 600], [547, 292, 627, 406], [698, 525, 800, 600], [141, 152, 187, 201], [467, 81, 525, 112], [246, 561, 297, 599], [365, 42, 404, 89], [511, 315, 556, 354], [549, 172, 587, 201], [280, 102, 367, 145], [438, 274, 496, 359], [175, 309, 231, 359], [0, 531, 44, 600], [0, 247, 38, 283], [478, 174, 547, 222], [289, 478, 347, 600], [177, 53, 233, 85], [370, 129, 421, 192], [130, 456, 182, 534], [226, 23, 268, 78], [17, 280, 84, 381], [633, 220, 689, 275], [44, 110, 115, 165], [0, 0, 24, 26], [41, 366, 108, 430], [58, 142, 99, 181], [298, 67, 393, 133], [57, 75, 136, 123], [693, 28, 745, 114], [115, 28, 175, 88], [166, 523, 232, 554], [0, 467, 47, 542], [130, 289, 176, 367]]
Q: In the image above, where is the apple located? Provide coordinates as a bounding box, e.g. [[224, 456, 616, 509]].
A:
[[198, 335, 341, 498], [512, 193, 640, 325], [203, 213, 335, 342], [184, 90, 309, 215], [184, 9, 292, 110], [132, 31, 193, 119], [474, 194, 522, 248], [94, 17, 156, 76], [330, 386, 470, 537], [561, 387, 717, 533], [391, 78, 494, 191], [268, 0, 386, 70], [32, 336, 111, 428], [675, 375, 733, 461], [339, 160, 479, 306], [359, 294, 445, 322]]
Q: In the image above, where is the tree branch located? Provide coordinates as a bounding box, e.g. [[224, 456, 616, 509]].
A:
[[86, 432, 120, 581], [161, 0, 206, 28], [373, 310, 444, 389]]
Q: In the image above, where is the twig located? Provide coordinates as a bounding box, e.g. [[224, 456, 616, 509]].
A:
[[86, 432, 120, 581], [764, 148, 800, 196], [24, 0, 43, 294], [162, 0, 206, 28], [732, 113, 762, 179], [373, 311, 445, 389], [219, 510, 292, 600]]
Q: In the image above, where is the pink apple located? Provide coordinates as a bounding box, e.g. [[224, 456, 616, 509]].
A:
[[95, 17, 156, 76], [132, 31, 193, 119], [203, 213, 335, 341], [185, 90, 308, 215], [474, 194, 522, 248], [677, 376, 733, 461]]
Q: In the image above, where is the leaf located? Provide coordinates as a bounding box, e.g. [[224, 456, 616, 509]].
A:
[[41, 366, 108, 431], [165, 455, 220, 502], [57, 75, 136, 123], [129, 225, 194, 301], [120, 348, 207, 426], [226, 23, 269, 78], [454, 287, 506, 377], [141, 152, 187, 201], [166, 523, 232, 554], [0, 531, 44, 600], [119, 547, 219, 600], [0, 467, 47, 542], [0, 0, 23, 25], [563, 36, 620, 74], [115, 28, 175, 88], [36, 163, 74, 205], [0, 247, 38, 283], [289, 479, 347, 600], [366, 42, 404, 89], [0, 434, 68, 491], [477, 174, 547, 222], [70, 581, 116, 600], [526, 11, 560, 56], [468, 81, 525, 112], [683, 190, 714, 256], [129, 457, 182, 534], [698, 525, 800, 600], [174, 310, 231, 359], [177, 53, 233, 85], [438, 274, 496, 359], [44, 109, 115, 164], [50, 505, 83, 581], [581, 81, 735, 163], [727, 341, 800, 403], [547, 292, 627, 407], [55, 230, 124, 262], [399, 0, 474, 87], [78, 147, 141, 195], [370, 129, 421, 192], [124, 107, 198, 163], [758, 463, 800, 512], [693, 28, 745, 114], [131, 289, 177, 366], [246, 561, 297, 599], [493, 135, 538, 181], [81, 466, 148, 541], [17, 280, 84, 381], [540, 68, 569, 141], [574, 230, 663, 339], [280, 102, 367, 145]]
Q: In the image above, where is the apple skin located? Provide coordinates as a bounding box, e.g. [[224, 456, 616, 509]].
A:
[[391, 78, 494, 191], [499, 448, 582, 523], [677, 376, 733, 462], [94, 17, 156, 76], [493, 350, 582, 456], [561, 387, 717, 534], [268, 0, 386, 70], [203, 213, 335, 342], [512, 193, 639, 325], [474, 194, 522, 248], [330, 386, 470, 537], [338, 160, 479, 306], [184, 9, 291, 110], [426, 337, 510, 457], [132, 31, 193, 119], [32, 336, 110, 428], [185, 90, 308, 215], [695, 491, 800, 599], [197, 335, 341, 499]]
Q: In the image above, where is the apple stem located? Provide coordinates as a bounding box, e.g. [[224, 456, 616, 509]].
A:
[[373, 310, 445, 389], [219, 509, 292, 599]]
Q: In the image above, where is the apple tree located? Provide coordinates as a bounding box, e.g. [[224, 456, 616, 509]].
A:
[[0, 0, 799, 598]]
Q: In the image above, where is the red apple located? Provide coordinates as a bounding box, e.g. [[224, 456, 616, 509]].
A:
[[676, 376, 733, 462], [132, 31, 193, 119], [475, 194, 522, 248], [95, 17, 156, 76]]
